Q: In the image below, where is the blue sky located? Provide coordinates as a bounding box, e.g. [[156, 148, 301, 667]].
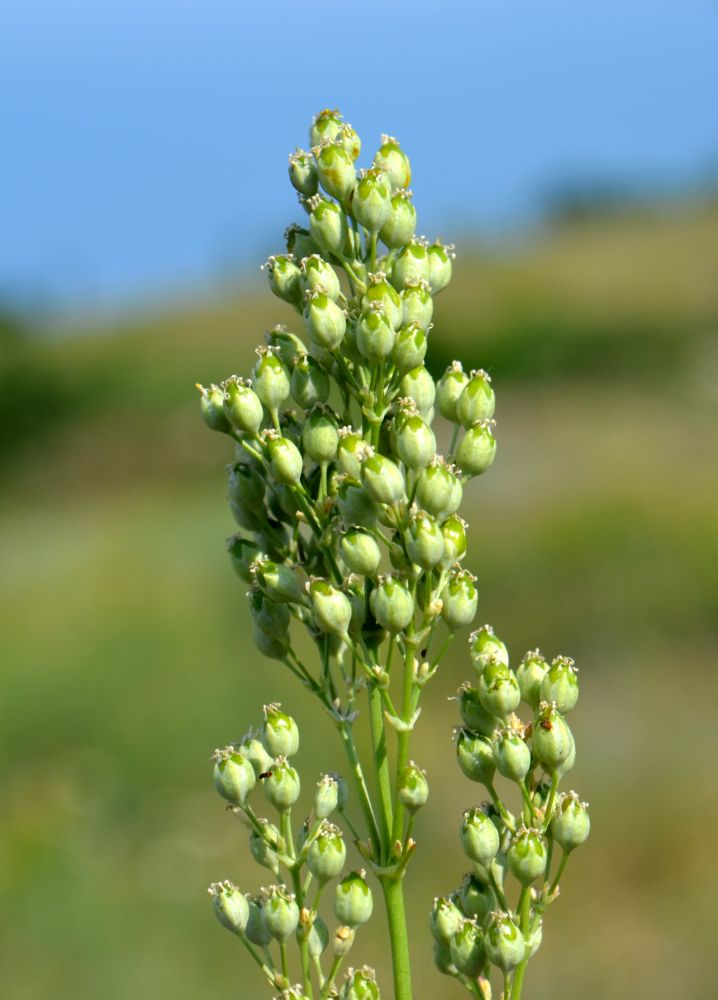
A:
[[1, 0, 716, 310]]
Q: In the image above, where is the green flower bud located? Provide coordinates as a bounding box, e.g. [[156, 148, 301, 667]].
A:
[[397, 761, 429, 814], [302, 405, 339, 465], [249, 587, 291, 636], [262, 704, 300, 758], [399, 365, 435, 416], [450, 919, 486, 978], [374, 134, 411, 190], [356, 305, 396, 361], [252, 557, 305, 605], [336, 428, 366, 479], [508, 826, 548, 885], [263, 885, 299, 942], [222, 376, 264, 434], [414, 459, 453, 517], [436, 361, 470, 422], [334, 871, 373, 928], [427, 241, 455, 294], [516, 649, 548, 710], [532, 702, 573, 772], [265, 432, 303, 485], [441, 569, 478, 630], [433, 940, 458, 976], [314, 140, 356, 201], [306, 914, 329, 958], [395, 411, 436, 469], [485, 912, 526, 972], [470, 624, 509, 672], [406, 510, 444, 570], [227, 534, 261, 583], [198, 383, 232, 433], [456, 420, 497, 477], [249, 822, 281, 875], [540, 655, 579, 714], [212, 747, 256, 806], [236, 730, 274, 777], [340, 966, 380, 1000], [309, 196, 350, 257], [245, 895, 272, 946], [362, 272, 403, 329], [455, 729, 496, 785], [291, 353, 330, 410], [263, 757, 301, 811], [228, 463, 265, 516], [456, 684, 500, 737], [337, 122, 361, 161], [300, 253, 342, 301], [310, 108, 344, 147], [208, 880, 249, 935], [380, 189, 416, 249], [314, 773, 341, 820], [392, 239, 431, 290], [253, 623, 289, 660], [303, 290, 347, 351], [400, 279, 434, 328], [459, 872, 496, 924], [477, 660, 521, 718], [370, 574, 414, 632], [456, 369, 495, 427], [289, 148, 319, 198], [336, 477, 377, 528], [265, 254, 302, 308], [252, 349, 290, 413], [350, 168, 392, 233], [361, 451, 406, 505], [551, 791, 590, 852], [430, 894, 464, 944], [332, 924, 356, 957], [495, 729, 531, 783], [460, 806, 500, 866], [391, 321, 427, 374], [307, 821, 347, 883], [285, 223, 321, 261], [341, 527, 381, 578], [308, 578, 353, 637], [441, 514, 468, 566]]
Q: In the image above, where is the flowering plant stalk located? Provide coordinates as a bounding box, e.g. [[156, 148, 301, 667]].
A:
[[199, 109, 588, 1000]]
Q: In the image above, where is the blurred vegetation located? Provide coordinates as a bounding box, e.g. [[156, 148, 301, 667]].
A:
[[1, 196, 717, 1000]]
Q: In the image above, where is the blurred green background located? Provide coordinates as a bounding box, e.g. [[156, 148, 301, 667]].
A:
[[2, 192, 717, 999]]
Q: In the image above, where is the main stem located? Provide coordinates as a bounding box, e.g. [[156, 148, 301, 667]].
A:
[[380, 876, 413, 1000]]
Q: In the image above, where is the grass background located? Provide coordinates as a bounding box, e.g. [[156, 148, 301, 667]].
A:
[[1, 196, 717, 999]]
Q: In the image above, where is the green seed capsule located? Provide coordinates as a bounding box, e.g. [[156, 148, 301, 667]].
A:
[[303, 290, 347, 351], [540, 655, 579, 714], [427, 241, 455, 294], [356, 305, 396, 361], [213, 748, 256, 806], [407, 510, 444, 569], [249, 587, 290, 637], [336, 429, 366, 478], [495, 730, 531, 782], [309, 196, 350, 257], [300, 253, 342, 301], [485, 912, 526, 973], [374, 134, 411, 190], [306, 578, 352, 637], [457, 684, 500, 737], [252, 350, 290, 412], [456, 369, 495, 427], [516, 649, 548, 710], [400, 279, 434, 328], [380, 189, 417, 249], [249, 823, 280, 875], [478, 660, 521, 718], [222, 376, 264, 434], [302, 405, 339, 464], [288, 148, 319, 197], [245, 895, 272, 946], [306, 914, 330, 958], [470, 624, 510, 672], [337, 122, 361, 161], [291, 353, 330, 409], [336, 477, 377, 528], [433, 940, 457, 977], [456, 420, 497, 477], [262, 704, 300, 757], [430, 894, 464, 944], [227, 535, 261, 583], [341, 528, 381, 577], [441, 515, 468, 566], [459, 873, 496, 924], [265, 254, 302, 308], [450, 919, 486, 978], [395, 412, 436, 470], [556, 726, 576, 779], [314, 140, 356, 201], [508, 827, 548, 885], [362, 273, 403, 329], [350, 168, 392, 233], [461, 806, 500, 866], [392, 240, 431, 290], [551, 791, 590, 852], [209, 880, 249, 935], [265, 327, 307, 368], [391, 321, 427, 374], [436, 363, 468, 425], [532, 702, 573, 772], [456, 728, 496, 785], [310, 108, 344, 147], [361, 452, 406, 505], [262, 885, 299, 942], [400, 365, 436, 416], [198, 383, 232, 434], [263, 757, 301, 811], [334, 871, 373, 928], [265, 433, 303, 485], [286, 223, 321, 261], [253, 623, 289, 660], [307, 821, 347, 883], [441, 569, 478, 630], [236, 730, 274, 777], [415, 459, 452, 517], [314, 773, 340, 820], [340, 966, 380, 1000], [370, 575, 414, 632], [397, 761, 429, 814], [252, 557, 305, 605]]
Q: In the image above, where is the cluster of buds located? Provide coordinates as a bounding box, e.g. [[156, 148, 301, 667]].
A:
[[431, 628, 589, 997], [209, 704, 380, 997]]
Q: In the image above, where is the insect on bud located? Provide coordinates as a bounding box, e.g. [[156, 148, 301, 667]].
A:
[[209, 880, 249, 935], [263, 757, 301, 812], [334, 871, 374, 928], [485, 911, 526, 972], [450, 919, 486, 979], [308, 578, 353, 637], [455, 728, 496, 785], [303, 290, 347, 351], [370, 574, 414, 632], [262, 704, 300, 758], [262, 885, 300, 942], [380, 189, 417, 249], [508, 826, 548, 885], [532, 701, 573, 773], [212, 747, 256, 806], [460, 805, 500, 866], [265, 254, 303, 308], [197, 383, 232, 434], [456, 369, 495, 427], [291, 353, 330, 409], [441, 569, 478, 630], [374, 134, 412, 190], [516, 649, 548, 710], [341, 527, 382, 578], [314, 140, 357, 201], [456, 419, 497, 477], [306, 821, 347, 883], [289, 148, 319, 198], [397, 761, 429, 814], [551, 791, 590, 853], [350, 168, 392, 233], [540, 655, 579, 714], [477, 659, 521, 719]]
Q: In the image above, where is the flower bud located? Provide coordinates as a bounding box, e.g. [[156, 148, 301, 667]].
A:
[[222, 376, 264, 434], [265, 254, 302, 308], [341, 528, 381, 577], [459, 872, 496, 924], [314, 773, 341, 820], [516, 649, 548, 710], [460, 806, 500, 866], [310, 108, 344, 146], [441, 515, 468, 566], [236, 730, 274, 777], [291, 353, 330, 410], [469, 624, 509, 672], [227, 535, 261, 583], [356, 306, 395, 361], [400, 279, 434, 328], [249, 821, 281, 875], [334, 871, 373, 928], [551, 792, 590, 852], [314, 140, 356, 201], [456, 370, 495, 427], [198, 383, 231, 433], [374, 135, 411, 191], [485, 912, 526, 972], [477, 660, 521, 718], [441, 569, 478, 630], [263, 757, 301, 811], [397, 761, 429, 814], [286, 223, 320, 261], [362, 273, 403, 329], [433, 941, 457, 976], [540, 655, 579, 714], [308, 578, 353, 637], [436, 362, 470, 423], [350, 169, 392, 233], [213, 747, 256, 806], [263, 885, 299, 942], [252, 349, 291, 413], [306, 914, 329, 958], [450, 919, 486, 978], [245, 895, 271, 946], [392, 240, 431, 290], [457, 684, 500, 737], [370, 574, 414, 632], [332, 924, 356, 957], [340, 966, 380, 1000], [391, 321, 427, 374], [380, 189, 416, 249], [406, 510, 444, 570], [209, 881, 249, 937], [361, 451, 405, 505], [253, 558, 305, 605], [302, 405, 339, 465], [495, 729, 531, 783], [395, 412, 436, 470], [399, 365, 435, 416], [309, 196, 350, 257], [430, 894, 464, 944], [456, 420, 497, 477], [337, 122, 361, 161], [532, 702, 573, 772], [508, 827, 548, 885], [265, 433, 304, 485], [456, 729, 496, 785], [289, 148, 318, 197], [336, 429, 365, 479], [336, 477, 377, 529], [249, 588, 291, 636], [253, 624, 289, 661], [300, 253, 342, 301], [303, 290, 347, 351], [427, 241, 455, 294], [414, 459, 452, 517], [262, 704, 300, 758], [307, 821, 347, 883]]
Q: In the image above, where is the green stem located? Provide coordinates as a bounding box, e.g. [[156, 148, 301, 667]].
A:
[[392, 639, 417, 843], [237, 933, 276, 986], [337, 721, 381, 856], [509, 887, 532, 1000], [548, 850, 570, 895], [542, 772, 560, 831], [380, 876, 413, 1000], [369, 683, 393, 858], [320, 954, 344, 999]]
